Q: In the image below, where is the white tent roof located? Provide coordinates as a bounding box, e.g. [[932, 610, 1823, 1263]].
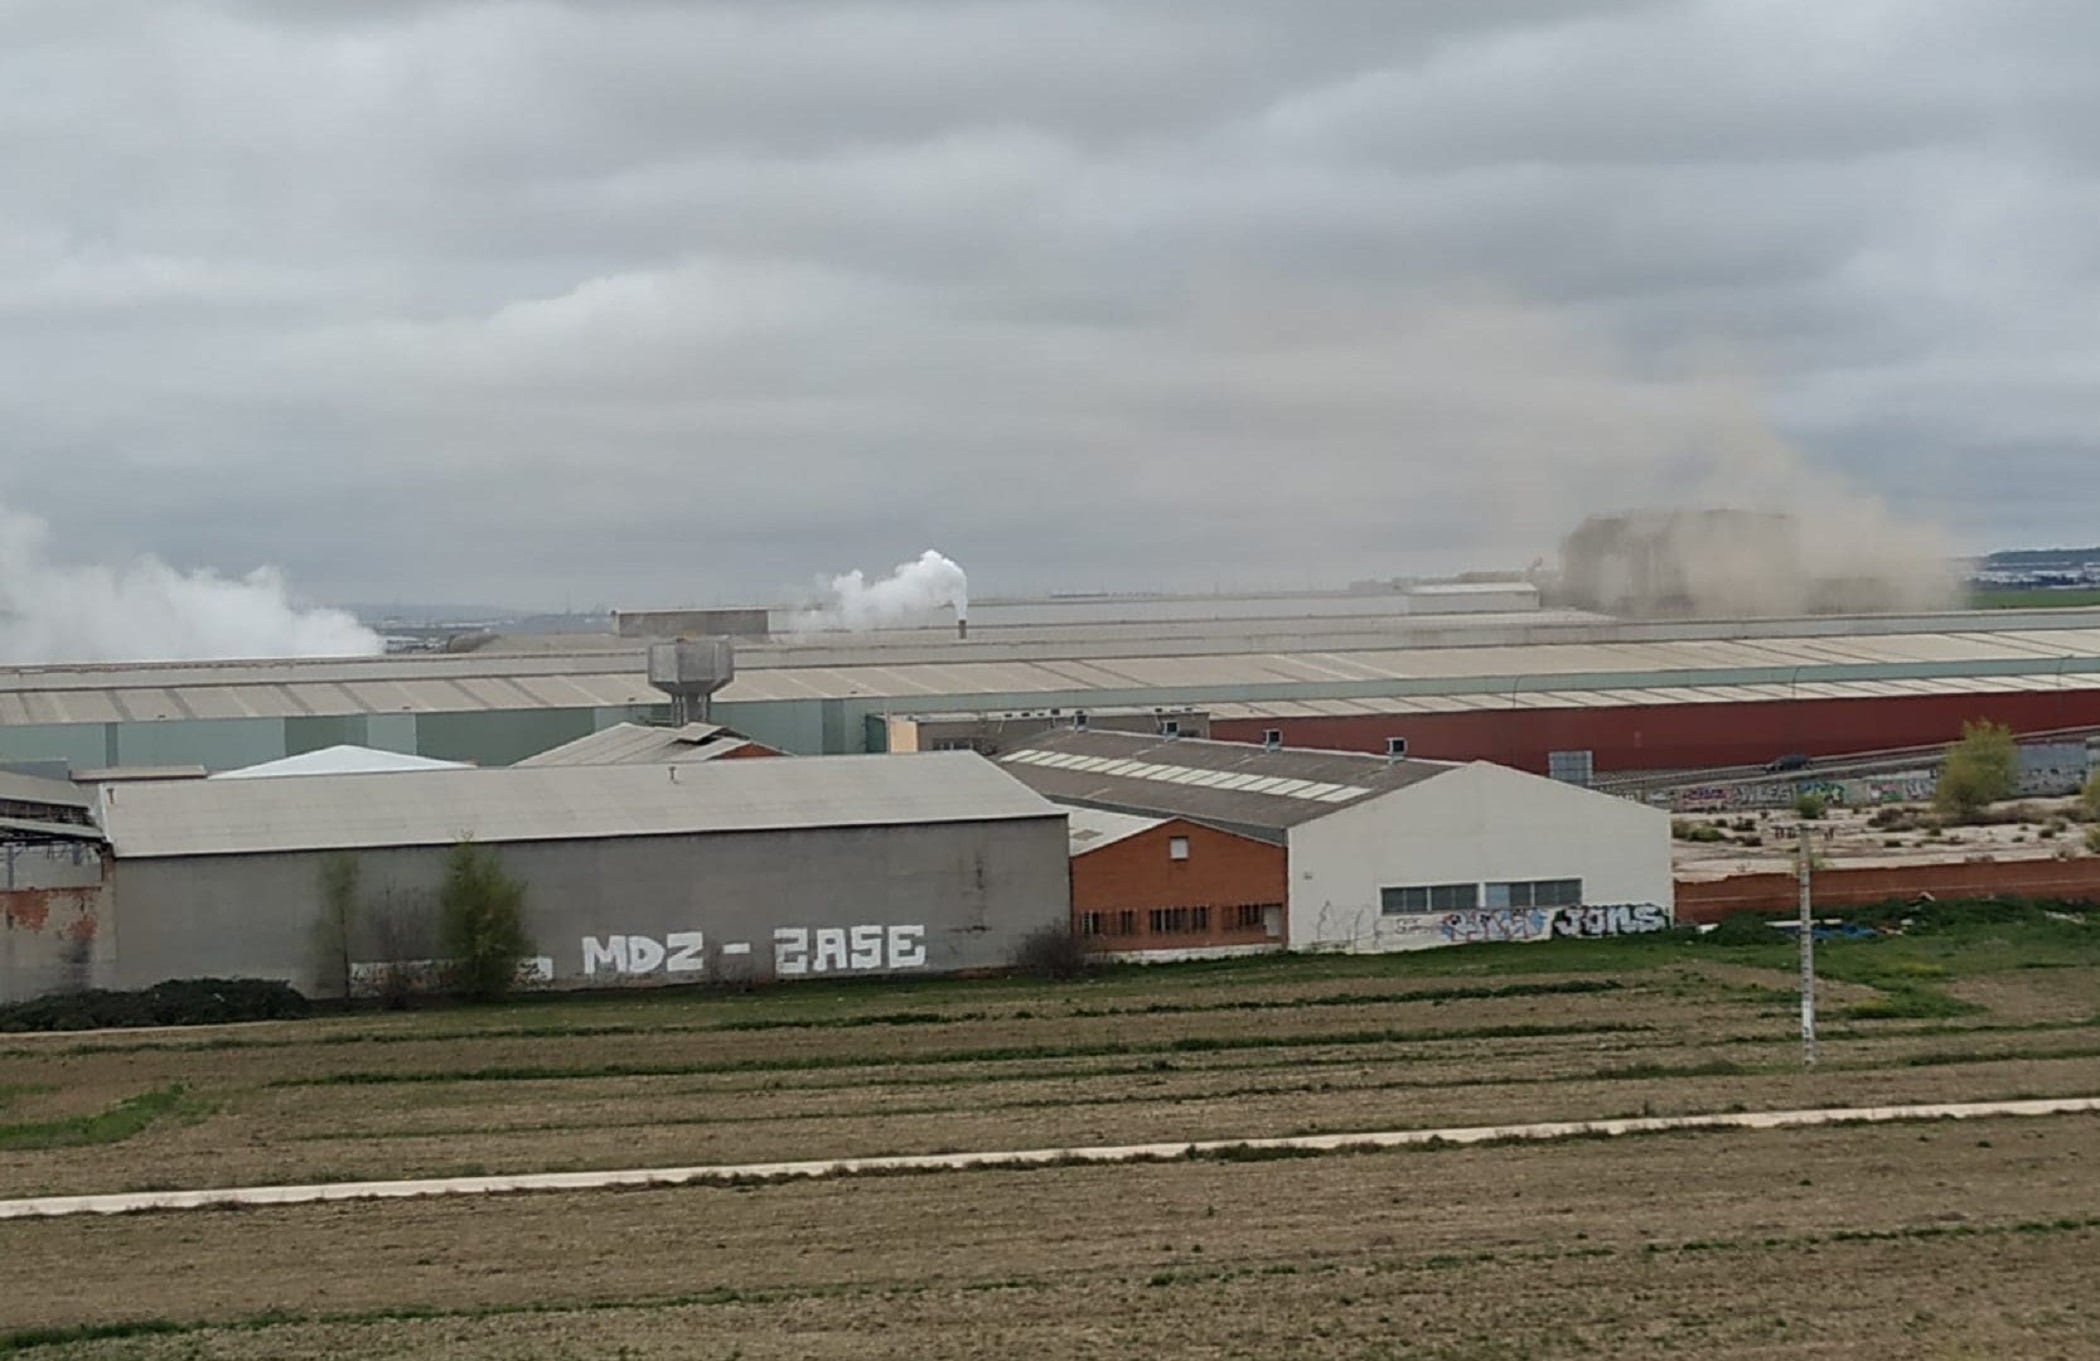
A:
[[211, 745, 472, 780]]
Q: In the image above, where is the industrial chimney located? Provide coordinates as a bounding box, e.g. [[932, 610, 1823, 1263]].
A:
[[647, 638, 735, 726]]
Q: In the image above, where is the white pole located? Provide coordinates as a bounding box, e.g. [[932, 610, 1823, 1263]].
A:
[[1797, 822, 1816, 1067]]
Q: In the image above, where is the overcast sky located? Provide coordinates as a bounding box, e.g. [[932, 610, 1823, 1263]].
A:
[[4, 0, 2097, 609]]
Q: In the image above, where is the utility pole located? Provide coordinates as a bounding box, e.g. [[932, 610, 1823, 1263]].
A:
[[1797, 822, 1816, 1067]]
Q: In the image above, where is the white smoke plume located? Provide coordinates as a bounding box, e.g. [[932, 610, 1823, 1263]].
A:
[[0, 501, 382, 664], [793, 549, 968, 632]]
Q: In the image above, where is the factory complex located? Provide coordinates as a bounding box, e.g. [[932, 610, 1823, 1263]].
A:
[[6, 589, 2100, 1004], [5, 597, 2100, 778]]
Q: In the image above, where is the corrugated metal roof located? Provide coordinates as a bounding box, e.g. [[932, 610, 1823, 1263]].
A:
[[97, 751, 1057, 859], [0, 771, 92, 811], [1061, 805, 1165, 856], [5, 619, 2100, 724], [999, 730, 1452, 834], [0, 815, 104, 842], [212, 746, 472, 779], [514, 723, 757, 767]]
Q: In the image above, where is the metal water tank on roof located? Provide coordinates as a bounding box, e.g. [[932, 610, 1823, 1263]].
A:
[[648, 639, 736, 725]]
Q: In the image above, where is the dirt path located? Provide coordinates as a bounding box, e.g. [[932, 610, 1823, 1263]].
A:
[[8, 1095, 2095, 1220]]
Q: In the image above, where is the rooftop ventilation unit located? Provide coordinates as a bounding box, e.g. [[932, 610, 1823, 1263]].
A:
[[648, 639, 735, 726]]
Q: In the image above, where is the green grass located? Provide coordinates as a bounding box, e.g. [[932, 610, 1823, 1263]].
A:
[[1969, 587, 2100, 610], [0, 1083, 48, 1113], [1842, 987, 1985, 1021], [0, 1084, 193, 1152], [280, 1020, 1654, 1088]]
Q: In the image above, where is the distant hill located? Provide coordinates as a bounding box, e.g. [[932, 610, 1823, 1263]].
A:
[[1981, 548, 2100, 569]]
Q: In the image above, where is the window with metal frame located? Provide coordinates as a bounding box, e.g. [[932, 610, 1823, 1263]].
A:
[[1380, 882, 1478, 914], [1484, 878, 1584, 909]]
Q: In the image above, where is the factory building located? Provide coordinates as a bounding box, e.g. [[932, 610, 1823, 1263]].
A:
[[999, 731, 1672, 953], [0, 773, 113, 1003], [2, 753, 1068, 1003], [5, 605, 2100, 776], [1064, 807, 1286, 961], [1206, 681, 2100, 780]]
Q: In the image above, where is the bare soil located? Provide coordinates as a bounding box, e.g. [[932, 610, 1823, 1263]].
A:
[[4, 1116, 2097, 1357], [3, 947, 2098, 1355]]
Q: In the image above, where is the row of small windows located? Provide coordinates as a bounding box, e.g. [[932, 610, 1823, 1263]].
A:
[[1487, 878, 1583, 909], [1379, 879, 1584, 915], [1078, 903, 1281, 936]]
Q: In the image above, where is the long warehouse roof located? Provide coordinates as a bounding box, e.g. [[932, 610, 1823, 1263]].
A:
[[999, 730, 1453, 834], [5, 626, 2100, 723], [96, 751, 1058, 859]]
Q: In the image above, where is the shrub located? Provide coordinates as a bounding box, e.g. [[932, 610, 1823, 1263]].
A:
[[1672, 819, 1726, 843], [1793, 791, 1828, 821], [2084, 769, 2100, 823], [0, 979, 310, 1033], [2086, 826, 2100, 856], [437, 840, 534, 1002], [1013, 925, 1090, 980], [313, 853, 361, 1002], [367, 895, 438, 1009], [1708, 912, 1780, 946], [1935, 720, 2017, 821]]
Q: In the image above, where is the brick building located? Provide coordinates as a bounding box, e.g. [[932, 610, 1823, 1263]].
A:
[[1004, 729, 1672, 954], [1065, 806, 1285, 960]]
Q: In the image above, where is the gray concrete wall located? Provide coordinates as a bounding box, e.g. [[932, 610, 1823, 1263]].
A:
[[616, 609, 770, 640], [106, 817, 1070, 997], [0, 843, 111, 1004]]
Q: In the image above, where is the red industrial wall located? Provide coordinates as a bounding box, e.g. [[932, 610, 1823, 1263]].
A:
[[1070, 819, 1286, 955], [1677, 858, 2100, 921], [1212, 689, 2100, 775]]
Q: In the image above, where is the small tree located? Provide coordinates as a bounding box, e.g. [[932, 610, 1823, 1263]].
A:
[[314, 853, 362, 1002], [1792, 790, 1827, 821], [1934, 720, 2017, 821], [438, 840, 533, 1002], [369, 891, 438, 1009], [2081, 768, 2100, 823], [1014, 925, 1091, 980]]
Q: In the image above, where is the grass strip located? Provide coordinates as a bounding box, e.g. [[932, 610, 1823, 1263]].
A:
[[0, 978, 1631, 1058], [271, 1022, 1654, 1088], [0, 1085, 190, 1153]]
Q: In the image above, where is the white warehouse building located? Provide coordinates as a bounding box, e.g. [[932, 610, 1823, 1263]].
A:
[[997, 730, 1673, 953]]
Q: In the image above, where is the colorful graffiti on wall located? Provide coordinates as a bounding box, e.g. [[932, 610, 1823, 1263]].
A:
[[1437, 909, 1550, 944], [1432, 904, 1670, 944], [1663, 742, 2097, 814], [1550, 903, 1670, 938]]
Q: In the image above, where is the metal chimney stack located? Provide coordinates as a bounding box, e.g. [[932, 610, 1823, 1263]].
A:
[[648, 639, 735, 726]]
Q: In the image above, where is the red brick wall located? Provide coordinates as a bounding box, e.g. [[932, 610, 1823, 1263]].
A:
[[1070, 820, 1287, 953], [1677, 857, 2100, 921]]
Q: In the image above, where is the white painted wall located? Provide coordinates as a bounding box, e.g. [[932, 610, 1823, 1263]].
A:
[[1287, 762, 1673, 953]]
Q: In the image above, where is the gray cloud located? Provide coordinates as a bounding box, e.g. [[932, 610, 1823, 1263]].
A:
[[1, 0, 2096, 609]]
